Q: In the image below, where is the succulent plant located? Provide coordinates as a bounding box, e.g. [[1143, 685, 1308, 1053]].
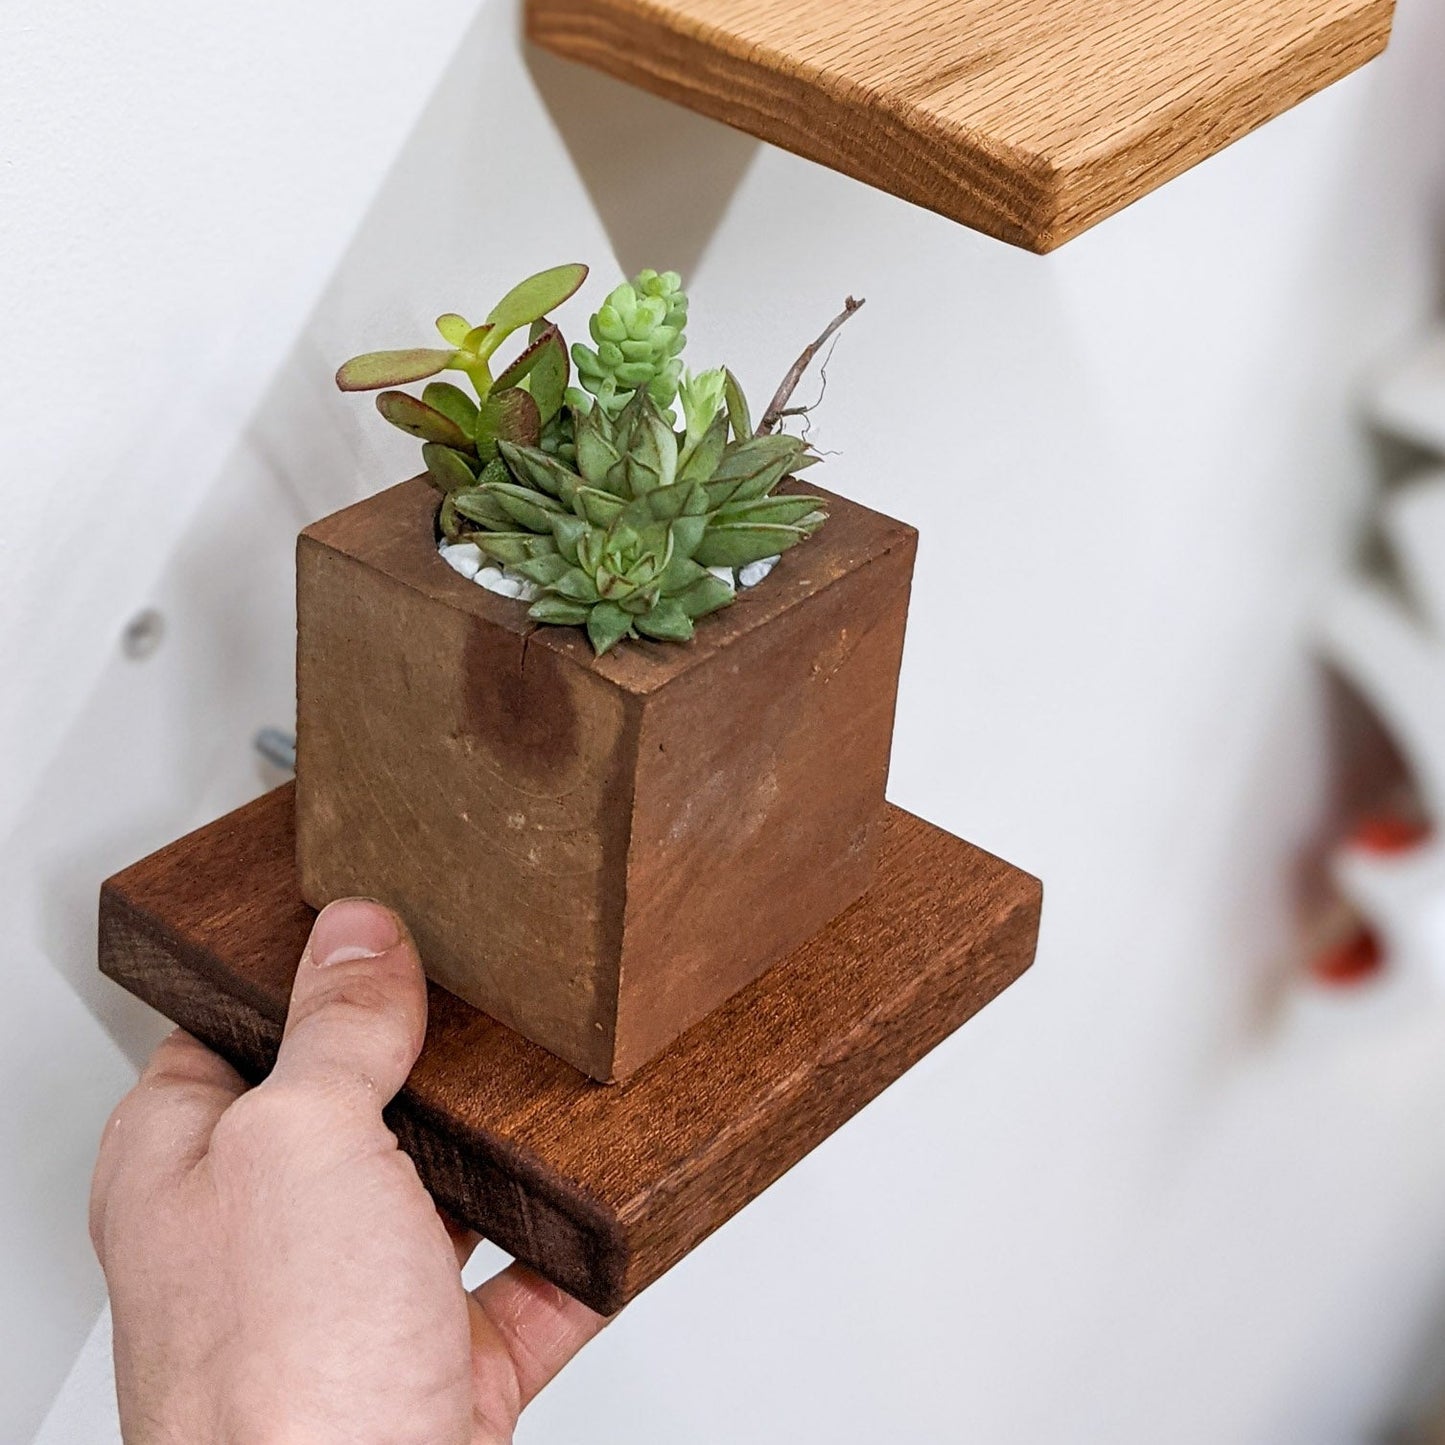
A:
[[525, 520, 735, 655], [335, 262, 587, 483], [475, 390, 825, 651], [338, 264, 857, 655], [568, 269, 687, 421]]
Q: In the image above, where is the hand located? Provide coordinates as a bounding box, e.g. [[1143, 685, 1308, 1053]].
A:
[[90, 898, 606, 1444]]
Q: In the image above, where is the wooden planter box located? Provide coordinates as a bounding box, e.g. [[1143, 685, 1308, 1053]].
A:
[[296, 476, 916, 1081]]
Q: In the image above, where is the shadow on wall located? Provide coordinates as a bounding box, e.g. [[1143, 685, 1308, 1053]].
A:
[[19, 444, 305, 1068], [18, 0, 769, 1068], [524, 42, 760, 281]]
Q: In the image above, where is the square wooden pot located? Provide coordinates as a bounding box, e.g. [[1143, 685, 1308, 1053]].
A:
[[296, 476, 916, 1081]]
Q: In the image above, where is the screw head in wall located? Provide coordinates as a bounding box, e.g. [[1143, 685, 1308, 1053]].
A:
[[121, 608, 165, 661]]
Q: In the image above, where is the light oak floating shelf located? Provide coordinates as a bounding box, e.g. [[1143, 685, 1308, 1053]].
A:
[[99, 785, 1040, 1314], [526, 0, 1394, 252]]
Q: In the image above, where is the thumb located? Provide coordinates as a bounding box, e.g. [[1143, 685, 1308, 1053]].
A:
[[270, 897, 428, 1109]]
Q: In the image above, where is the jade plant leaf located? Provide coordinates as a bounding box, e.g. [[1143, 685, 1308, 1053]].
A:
[[486, 263, 589, 340], [337, 348, 457, 392], [474, 388, 541, 460], [525, 326, 570, 424], [462, 324, 495, 354], [493, 323, 562, 392], [421, 442, 478, 493], [435, 314, 472, 346], [376, 390, 471, 447], [495, 387, 543, 446], [422, 381, 478, 437]]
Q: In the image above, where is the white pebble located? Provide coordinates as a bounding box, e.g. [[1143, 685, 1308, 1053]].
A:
[[483, 570, 527, 599], [438, 541, 483, 580], [707, 566, 737, 590], [502, 568, 541, 603], [454, 556, 540, 604], [738, 555, 780, 589]]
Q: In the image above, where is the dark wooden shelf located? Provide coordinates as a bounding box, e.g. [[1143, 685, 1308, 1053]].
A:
[[99, 784, 1040, 1313], [527, 0, 1393, 252]]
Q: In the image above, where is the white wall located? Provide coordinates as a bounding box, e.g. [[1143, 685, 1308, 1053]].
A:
[[7, 0, 1445, 1440], [0, 4, 478, 1437]]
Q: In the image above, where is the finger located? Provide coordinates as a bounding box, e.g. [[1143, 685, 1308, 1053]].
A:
[[467, 1264, 608, 1433], [439, 1208, 483, 1272], [90, 1030, 245, 1259], [268, 898, 426, 1110]]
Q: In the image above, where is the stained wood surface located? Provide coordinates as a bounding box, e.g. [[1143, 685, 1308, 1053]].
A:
[[526, 0, 1393, 251], [100, 785, 1041, 1313], [297, 477, 916, 1081]]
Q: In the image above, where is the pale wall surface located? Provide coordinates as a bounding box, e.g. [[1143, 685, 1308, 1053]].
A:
[[9, 1, 1445, 1440], [0, 4, 479, 1437]]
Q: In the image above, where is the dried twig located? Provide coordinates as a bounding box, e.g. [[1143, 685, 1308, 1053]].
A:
[[758, 296, 865, 434]]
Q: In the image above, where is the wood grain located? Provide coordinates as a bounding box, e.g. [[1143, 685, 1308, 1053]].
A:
[[100, 784, 1041, 1313], [526, 0, 1393, 251], [296, 476, 916, 1081]]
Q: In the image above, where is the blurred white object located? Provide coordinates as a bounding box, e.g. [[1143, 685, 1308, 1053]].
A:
[[1369, 329, 1445, 456], [1319, 472, 1445, 988]]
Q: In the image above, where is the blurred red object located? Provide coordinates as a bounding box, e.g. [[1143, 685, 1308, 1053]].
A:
[[1304, 807, 1431, 987], [1309, 926, 1383, 985], [1347, 813, 1431, 855]]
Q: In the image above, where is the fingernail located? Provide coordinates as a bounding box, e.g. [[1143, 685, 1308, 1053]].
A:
[[309, 898, 402, 967]]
